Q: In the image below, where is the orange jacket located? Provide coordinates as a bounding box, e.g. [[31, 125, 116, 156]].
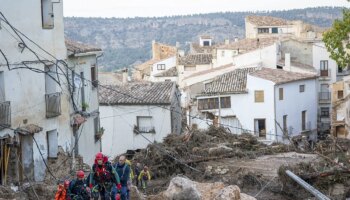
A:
[[55, 184, 67, 200]]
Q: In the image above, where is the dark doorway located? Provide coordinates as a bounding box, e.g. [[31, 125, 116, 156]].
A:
[[254, 119, 266, 137]]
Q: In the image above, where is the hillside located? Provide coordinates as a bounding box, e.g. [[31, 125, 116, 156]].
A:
[[64, 7, 344, 71]]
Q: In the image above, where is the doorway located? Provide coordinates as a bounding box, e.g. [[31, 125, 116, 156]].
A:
[[254, 119, 266, 137]]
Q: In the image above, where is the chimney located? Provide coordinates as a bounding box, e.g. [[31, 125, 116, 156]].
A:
[[234, 37, 239, 42], [122, 68, 128, 83], [178, 50, 185, 57], [224, 39, 230, 45], [285, 53, 291, 70], [152, 40, 157, 60]]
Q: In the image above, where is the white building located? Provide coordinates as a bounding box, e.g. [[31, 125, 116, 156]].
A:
[[0, 0, 72, 183], [99, 82, 182, 158], [191, 68, 318, 143], [66, 40, 103, 165]]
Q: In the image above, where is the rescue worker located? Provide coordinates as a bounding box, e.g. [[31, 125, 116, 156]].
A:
[[113, 155, 131, 200], [68, 171, 90, 200], [134, 162, 142, 187], [90, 152, 121, 200], [55, 180, 69, 200], [138, 165, 151, 192]]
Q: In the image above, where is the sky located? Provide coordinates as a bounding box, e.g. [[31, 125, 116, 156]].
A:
[[63, 0, 350, 18]]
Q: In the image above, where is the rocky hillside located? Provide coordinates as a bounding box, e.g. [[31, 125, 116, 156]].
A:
[[64, 7, 344, 71]]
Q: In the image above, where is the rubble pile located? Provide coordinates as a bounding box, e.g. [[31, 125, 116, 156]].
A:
[[148, 176, 256, 200], [278, 136, 350, 200], [132, 126, 293, 179]]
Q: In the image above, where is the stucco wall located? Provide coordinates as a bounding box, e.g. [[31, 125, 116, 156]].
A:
[[100, 105, 172, 158]]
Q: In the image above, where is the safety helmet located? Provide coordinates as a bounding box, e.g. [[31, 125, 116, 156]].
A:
[[77, 170, 84, 178], [95, 152, 103, 160]]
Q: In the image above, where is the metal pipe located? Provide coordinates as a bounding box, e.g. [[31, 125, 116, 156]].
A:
[[285, 170, 330, 200]]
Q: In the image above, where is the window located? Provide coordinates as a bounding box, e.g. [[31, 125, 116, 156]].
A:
[[255, 90, 264, 103], [258, 28, 269, 34], [220, 97, 231, 109], [221, 51, 225, 57], [279, 88, 283, 100], [320, 60, 329, 77], [271, 27, 278, 34], [47, 129, 58, 158], [299, 85, 305, 93], [91, 65, 98, 88], [198, 97, 231, 110], [302, 111, 307, 130], [320, 107, 329, 118], [203, 41, 210, 46], [157, 64, 166, 70], [283, 115, 287, 133], [137, 116, 155, 133], [254, 119, 266, 137], [338, 90, 344, 99], [41, 0, 54, 29]]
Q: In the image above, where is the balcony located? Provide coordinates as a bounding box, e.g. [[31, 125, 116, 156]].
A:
[[319, 92, 331, 103], [45, 92, 61, 118], [318, 69, 331, 81], [0, 101, 11, 130]]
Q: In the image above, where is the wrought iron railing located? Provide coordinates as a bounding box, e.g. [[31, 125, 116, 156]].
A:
[[45, 92, 61, 118]]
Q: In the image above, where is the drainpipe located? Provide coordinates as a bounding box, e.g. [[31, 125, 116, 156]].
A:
[[274, 85, 278, 142]]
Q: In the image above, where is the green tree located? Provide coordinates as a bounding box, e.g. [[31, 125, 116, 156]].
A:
[[323, 7, 350, 68]]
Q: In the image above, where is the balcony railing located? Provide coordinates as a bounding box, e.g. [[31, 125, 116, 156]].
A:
[[0, 101, 11, 130], [318, 69, 331, 79], [45, 92, 61, 118], [319, 92, 331, 102]]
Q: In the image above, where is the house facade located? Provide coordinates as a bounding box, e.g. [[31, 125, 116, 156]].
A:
[[99, 82, 182, 158], [66, 40, 103, 165], [0, 0, 72, 183], [191, 68, 317, 143]]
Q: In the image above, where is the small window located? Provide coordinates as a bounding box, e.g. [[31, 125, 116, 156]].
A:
[[320, 107, 329, 118], [220, 97, 231, 109], [157, 64, 166, 70], [203, 41, 210, 46], [198, 98, 219, 110], [41, 0, 54, 29], [47, 129, 58, 158], [299, 85, 305, 93], [221, 51, 225, 57], [320, 60, 329, 70], [255, 90, 264, 103], [271, 27, 278, 34], [302, 111, 307, 131], [91, 65, 98, 88], [258, 28, 269, 34], [137, 116, 155, 133], [338, 90, 344, 99], [279, 88, 283, 100]]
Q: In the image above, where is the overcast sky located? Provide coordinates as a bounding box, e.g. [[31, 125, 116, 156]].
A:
[[63, 0, 349, 18]]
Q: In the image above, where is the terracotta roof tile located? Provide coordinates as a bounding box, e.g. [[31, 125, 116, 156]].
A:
[[203, 67, 257, 94], [65, 40, 102, 55], [249, 68, 317, 84], [178, 54, 213, 65], [99, 82, 175, 105], [246, 15, 291, 26]]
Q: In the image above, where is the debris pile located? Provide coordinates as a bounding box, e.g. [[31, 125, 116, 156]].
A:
[[278, 136, 350, 200], [148, 176, 256, 200], [132, 126, 293, 179]]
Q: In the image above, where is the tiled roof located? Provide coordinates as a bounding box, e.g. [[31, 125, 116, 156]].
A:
[[98, 72, 123, 85], [154, 67, 178, 77], [178, 54, 213, 65], [246, 15, 291, 26], [184, 63, 233, 80], [217, 37, 284, 52], [203, 67, 257, 94], [277, 59, 316, 72], [99, 81, 175, 105], [65, 40, 102, 55], [249, 68, 317, 84]]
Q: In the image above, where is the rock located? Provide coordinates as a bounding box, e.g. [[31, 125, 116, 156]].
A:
[[130, 185, 145, 200], [149, 176, 256, 200]]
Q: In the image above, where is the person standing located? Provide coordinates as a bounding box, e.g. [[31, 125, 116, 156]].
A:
[[67, 171, 90, 200], [134, 162, 142, 187], [114, 155, 131, 200], [138, 165, 151, 192]]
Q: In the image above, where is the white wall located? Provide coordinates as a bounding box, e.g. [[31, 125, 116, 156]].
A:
[[233, 44, 278, 68], [274, 79, 318, 141], [0, 0, 72, 181], [150, 56, 176, 76], [313, 42, 338, 84], [214, 49, 237, 67], [100, 105, 172, 159]]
